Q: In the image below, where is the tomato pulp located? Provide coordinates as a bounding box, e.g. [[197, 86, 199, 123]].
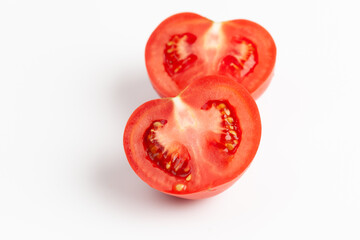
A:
[[123, 75, 261, 199], [145, 12, 276, 99]]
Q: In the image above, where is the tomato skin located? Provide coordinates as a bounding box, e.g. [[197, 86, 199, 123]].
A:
[[123, 75, 261, 199], [145, 12, 276, 99]]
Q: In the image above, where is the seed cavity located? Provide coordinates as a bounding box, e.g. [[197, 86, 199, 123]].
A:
[[218, 37, 258, 80], [143, 120, 192, 179], [201, 100, 241, 153], [163, 33, 198, 77]]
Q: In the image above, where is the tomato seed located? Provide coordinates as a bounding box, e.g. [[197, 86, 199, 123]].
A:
[[217, 103, 226, 110], [186, 174, 192, 181], [175, 184, 185, 191], [229, 130, 237, 136], [225, 143, 234, 151], [227, 117, 234, 123], [153, 121, 163, 128], [166, 161, 171, 170]]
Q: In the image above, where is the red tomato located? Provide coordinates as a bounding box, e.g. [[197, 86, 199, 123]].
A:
[[123, 75, 261, 199], [145, 12, 276, 99]]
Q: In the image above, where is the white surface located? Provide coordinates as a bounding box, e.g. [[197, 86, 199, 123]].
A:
[[1, 0, 359, 239]]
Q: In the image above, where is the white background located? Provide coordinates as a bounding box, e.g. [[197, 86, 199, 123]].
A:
[[1, 0, 359, 239]]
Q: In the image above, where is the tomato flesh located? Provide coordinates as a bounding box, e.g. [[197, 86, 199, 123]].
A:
[[145, 12, 276, 99], [124, 75, 261, 199]]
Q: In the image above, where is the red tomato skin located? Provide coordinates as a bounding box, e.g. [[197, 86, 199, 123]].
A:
[[251, 69, 274, 100], [123, 75, 261, 199], [145, 12, 276, 99]]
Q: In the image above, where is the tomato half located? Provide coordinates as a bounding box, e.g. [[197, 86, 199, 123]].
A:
[[123, 75, 261, 199], [145, 12, 276, 99]]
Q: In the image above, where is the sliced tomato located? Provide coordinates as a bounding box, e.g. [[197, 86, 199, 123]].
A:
[[145, 12, 276, 99], [123, 75, 261, 199]]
